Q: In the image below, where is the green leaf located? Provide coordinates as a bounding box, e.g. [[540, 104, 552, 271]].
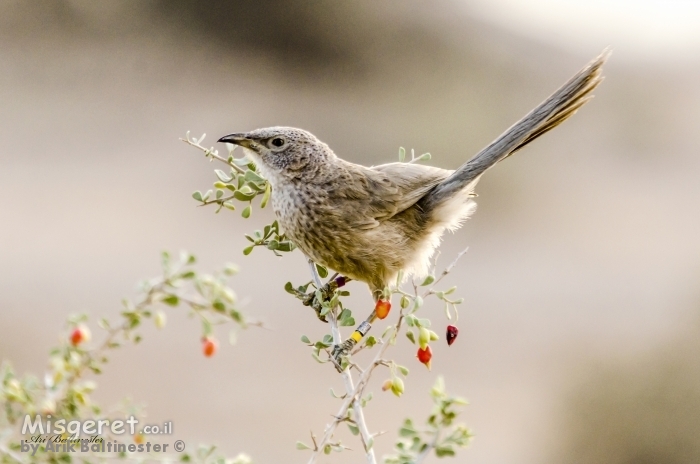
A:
[[338, 308, 355, 327], [223, 263, 238, 275], [364, 335, 377, 348], [214, 169, 232, 182], [244, 170, 265, 184], [243, 245, 255, 255], [284, 282, 295, 294], [412, 296, 424, 311], [398, 420, 417, 437], [315, 263, 328, 278], [162, 295, 179, 306], [212, 301, 226, 312], [398, 146, 406, 162], [435, 445, 456, 457], [215, 189, 224, 199], [406, 331, 416, 344], [202, 189, 212, 202], [295, 441, 311, 450], [192, 191, 203, 202], [276, 241, 295, 252], [233, 190, 257, 202], [241, 205, 252, 218], [396, 364, 410, 376], [347, 424, 359, 436], [260, 182, 271, 208], [179, 270, 196, 279], [300, 335, 311, 344], [420, 275, 435, 286]]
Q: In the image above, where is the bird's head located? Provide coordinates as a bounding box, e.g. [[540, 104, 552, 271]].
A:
[[218, 127, 332, 182]]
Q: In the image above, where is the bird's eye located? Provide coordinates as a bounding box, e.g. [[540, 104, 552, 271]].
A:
[[270, 137, 285, 148]]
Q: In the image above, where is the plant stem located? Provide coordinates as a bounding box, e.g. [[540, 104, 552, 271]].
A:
[[306, 259, 376, 464]]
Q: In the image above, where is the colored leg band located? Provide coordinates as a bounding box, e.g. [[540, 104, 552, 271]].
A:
[[350, 320, 372, 342]]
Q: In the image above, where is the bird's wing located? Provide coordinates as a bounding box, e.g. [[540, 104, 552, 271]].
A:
[[336, 162, 451, 229], [371, 162, 452, 211]]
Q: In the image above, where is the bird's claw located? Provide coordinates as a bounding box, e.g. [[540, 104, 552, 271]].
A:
[[331, 339, 357, 372], [302, 293, 328, 322], [301, 278, 342, 323]]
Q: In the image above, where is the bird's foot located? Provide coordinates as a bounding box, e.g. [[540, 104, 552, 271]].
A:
[[301, 276, 348, 323], [331, 338, 357, 372]]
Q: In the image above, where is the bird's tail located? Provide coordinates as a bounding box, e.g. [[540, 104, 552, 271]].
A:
[[420, 50, 609, 212]]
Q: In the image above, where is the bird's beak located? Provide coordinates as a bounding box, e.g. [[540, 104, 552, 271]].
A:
[[218, 133, 254, 149]]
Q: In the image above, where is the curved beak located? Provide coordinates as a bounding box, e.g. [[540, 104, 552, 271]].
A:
[[218, 133, 253, 149]]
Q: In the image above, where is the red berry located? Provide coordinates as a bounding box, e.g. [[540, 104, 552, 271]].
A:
[[417, 345, 432, 370], [69, 325, 91, 346], [446, 325, 459, 346], [202, 337, 218, 357], [375, 299, 391, 320]]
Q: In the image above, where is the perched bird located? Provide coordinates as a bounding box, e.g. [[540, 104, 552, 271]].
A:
[[219, 52, 607, 366]]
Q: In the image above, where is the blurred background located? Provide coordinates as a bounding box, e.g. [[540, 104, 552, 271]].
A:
[[2, 1, 699, 462]]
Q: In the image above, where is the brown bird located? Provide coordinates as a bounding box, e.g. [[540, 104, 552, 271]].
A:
[[219, 52, 607, 366]]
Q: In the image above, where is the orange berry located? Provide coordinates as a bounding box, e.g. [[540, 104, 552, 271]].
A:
[[202, 336, 218, 357], [375, 299, 391, 320]]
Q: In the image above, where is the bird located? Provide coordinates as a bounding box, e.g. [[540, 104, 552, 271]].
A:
[[218, 52, 607, 367]]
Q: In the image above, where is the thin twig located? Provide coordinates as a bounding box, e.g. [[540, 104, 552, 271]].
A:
[[0, 443, 23, 463], [309, 311, 406, 462], [306, 259, 377, 464], [180, 134, 246, 174], [415, 428, 441, 463], [422, 247, 468, 298]]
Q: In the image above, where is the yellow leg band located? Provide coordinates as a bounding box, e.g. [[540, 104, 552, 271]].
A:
[[350, 331, 363, 343]]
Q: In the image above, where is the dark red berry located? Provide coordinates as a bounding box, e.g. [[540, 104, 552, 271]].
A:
[[446, 325, 459, 346], [335, 276, 347, 287]]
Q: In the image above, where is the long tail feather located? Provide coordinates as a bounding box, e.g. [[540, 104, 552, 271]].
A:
[[421, 50, 609, 211]]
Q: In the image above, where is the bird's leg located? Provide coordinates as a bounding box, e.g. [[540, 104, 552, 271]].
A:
[[331, 312, 376, 367], [301, 275, 350, 322], [331, 297, 391, 368]]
